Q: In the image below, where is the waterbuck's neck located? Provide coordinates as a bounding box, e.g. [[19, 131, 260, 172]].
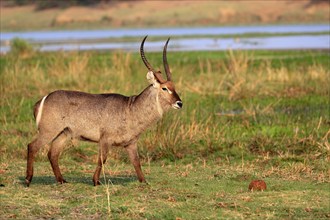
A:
[[127, 85, 164, 132]]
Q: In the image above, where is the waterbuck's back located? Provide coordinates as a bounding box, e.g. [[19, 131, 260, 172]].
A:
[[37, 90, 131, 143]]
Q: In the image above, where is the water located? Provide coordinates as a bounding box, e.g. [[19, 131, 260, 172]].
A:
[[1, 24, 329, 53]]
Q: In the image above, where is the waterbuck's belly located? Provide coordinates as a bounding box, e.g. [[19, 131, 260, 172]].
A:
[[72, 126, 139, 147], [74, 130, 100, 143], [107, 129, 140, 147], [77, 133, 138, 147]]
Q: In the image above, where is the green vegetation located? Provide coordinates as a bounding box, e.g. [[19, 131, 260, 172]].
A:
[[8, 38, 34, 57], [0, 49, 329, 219]]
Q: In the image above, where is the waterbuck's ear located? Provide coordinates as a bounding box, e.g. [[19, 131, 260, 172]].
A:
[[146, 71, 160, 88]]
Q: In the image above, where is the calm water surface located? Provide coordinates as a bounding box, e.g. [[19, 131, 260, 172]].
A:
[[1, 25, 329, 53]]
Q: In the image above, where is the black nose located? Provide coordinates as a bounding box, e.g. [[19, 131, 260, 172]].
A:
[[177, 101, 183, 108]]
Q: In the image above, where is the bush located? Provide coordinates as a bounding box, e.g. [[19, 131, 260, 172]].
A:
[[10, 38, 34, 56]]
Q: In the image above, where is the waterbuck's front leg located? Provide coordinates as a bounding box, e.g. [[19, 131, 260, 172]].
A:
[[126, 142, 146, 183], [93, 140, 111, 186]]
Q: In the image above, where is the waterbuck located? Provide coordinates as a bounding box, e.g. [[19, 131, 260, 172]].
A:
[[25, 36, 182, 186]]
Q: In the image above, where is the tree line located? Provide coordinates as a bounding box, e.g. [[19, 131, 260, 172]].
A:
[[1, 0, 114, 9], [1, 0, 327, 10]]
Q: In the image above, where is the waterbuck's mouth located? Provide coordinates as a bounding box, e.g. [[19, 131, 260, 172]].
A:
[[172, 101, 183, 109]]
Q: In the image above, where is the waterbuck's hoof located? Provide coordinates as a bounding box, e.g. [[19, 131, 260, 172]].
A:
[[139, 178, 148, 184], [93, 180, 101, 186], [141, 181, 149, 185], [25, 179, 31, 187], [57, 179, 67, 184]]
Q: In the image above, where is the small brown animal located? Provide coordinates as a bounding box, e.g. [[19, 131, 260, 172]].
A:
[[25, 36, 182, 186], [248, 180, 267, 191]]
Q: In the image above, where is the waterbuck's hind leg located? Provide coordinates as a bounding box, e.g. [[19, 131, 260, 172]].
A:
[[48, 129, 71, 184], [126, 142, 146, 183], [93, 140, 111, 186], [26, 140, 41, 186], [26, 133, 54, 187]]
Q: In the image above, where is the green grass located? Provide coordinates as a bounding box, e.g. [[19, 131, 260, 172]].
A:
[[0, 49, 329, 219], [1, 160, 329, 219]]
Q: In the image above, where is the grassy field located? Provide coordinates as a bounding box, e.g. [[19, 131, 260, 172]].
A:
[[1, 1, 329, 31], [0, 48, 329, 219]]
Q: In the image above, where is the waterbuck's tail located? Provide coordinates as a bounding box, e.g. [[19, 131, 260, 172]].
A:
[[34, 95, 48, 127]]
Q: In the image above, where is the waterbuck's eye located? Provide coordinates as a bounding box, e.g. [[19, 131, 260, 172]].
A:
[[162, 87, 168, 91]]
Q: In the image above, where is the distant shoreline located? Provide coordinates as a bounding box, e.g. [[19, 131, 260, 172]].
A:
[[1, 1, 329, 32]]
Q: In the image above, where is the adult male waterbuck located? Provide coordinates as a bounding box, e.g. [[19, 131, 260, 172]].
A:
[[25, 36, 182, 186]]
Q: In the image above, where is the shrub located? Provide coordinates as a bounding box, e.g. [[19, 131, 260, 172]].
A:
[[10, 38, 34, 57]]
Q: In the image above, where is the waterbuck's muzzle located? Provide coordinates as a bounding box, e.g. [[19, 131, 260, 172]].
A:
[[173, 101, 183, 109]]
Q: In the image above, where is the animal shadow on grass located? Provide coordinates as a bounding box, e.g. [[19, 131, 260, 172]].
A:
[[19, 174, 139, 187]]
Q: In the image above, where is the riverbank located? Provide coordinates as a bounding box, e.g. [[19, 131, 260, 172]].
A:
[[1, 1, 329, 32]]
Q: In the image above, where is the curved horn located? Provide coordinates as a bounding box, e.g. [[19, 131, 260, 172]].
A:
[[140, 35, 154, 72], [163, 37, 172, 81]]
